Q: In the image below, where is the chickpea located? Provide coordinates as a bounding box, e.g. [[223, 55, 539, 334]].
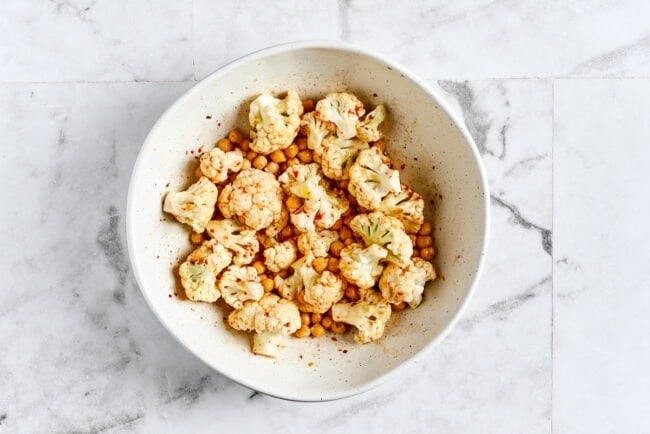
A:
[[302, 99, 315, 112], [339, 227, 352, 240], [327, 257, 339, 273], [330, 240, 344, 257], [280, 226, 293, 239], [416, 236, 433, 249], [264, 161, 279, 175], [345, 286, 359, 300], [300, 312, 311, 326], [412, 248, 420, 258], [343, 238, 354, 246], [279, 162, 288, 173], [331, 219, 343, 230], [311, 313, 322, 324], [269, 150, 287, 163], [331, 321, 347, 334], [339, 277, 348, 290], [239, 138, 251, 152], [373, 139, 386, 152], [287, 157, 299, 167], [295, 137, 308, 150], [277, 269, 290, 278], [297, 149, 313, 163], [339, 180, 349, 190], [321, 316, 333, 330], [311, 324, 326, 338], [241, 159, 252, 170], [252, 260, 266, 275], [343, 215, 354, 226], [312, 257, 328, 273], [285, 144, 299, 158], [262, 278, 274, 293], [419, 222, 432, 235], [286, 195, 302, 211], [296, 290, 306, 305], [295, 325, 310, 338], [392, 302, 407, 311], [228, 129, 243, 144], [253, 155, 268, 169], [190, 231, 204, 244], [246, 150, 257, 161], [217, 138, 233, 152], [313, 152, 322, 164], [420, 247, 435, 260], [194, 166, 204, 179]]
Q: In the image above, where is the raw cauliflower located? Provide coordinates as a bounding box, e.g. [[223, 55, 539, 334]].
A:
[[339, 243, 388, 289], [205, 218, 259, 265], [331, 288, 392, 343], [379, 258, 436, 308], [300, 111, 334, 156], [227, 293, 301, 357], [320, 136, 369, 180], [163, 177, 218, 233], [263, 240, 297, 273], [350, 212, 413, 265], [218, 168, 283, 230], [249, 90, 304, 154], [218, 265, 264, 309], [199, 147, 244, 183], [377, 184, 425, 233], [348, 146, 401, 210], [278, 163, 349, 232], [315, 92, 365, 139], [178, 240, 232, 302], [297, 230, 339, 258], [356, 104, 386, 142], [276, 256, 344, 313]]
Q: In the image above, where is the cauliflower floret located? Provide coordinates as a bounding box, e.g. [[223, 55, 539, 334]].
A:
[[320, 136, 369, 180], [276, 255, 344, 313], [227, 293, 301, 357], [339, 243, 388, 289], [356, 104, 386, 142], [300, 111, 335, 156], [199, 147, 244, 183], [205, 218, 259, 265], [278, 163, 349, 232], [300, 270, 344, 314], [163, 177, 218, 233], [249, 90, 304, 154], [178, 240, 232, 302], [377, 184, 425, 233], [379, 258, 436, 308], [218, 168, 283, 230], [263, 240, 297, 273], [348, 147, 401, 210], [350, 212, 413, 265], [265, 205, 289, 238], [218, 265, 264, 309], [331, 288, 392, 343], [297, 230, 339, 258], [315, 92, 365, 139]]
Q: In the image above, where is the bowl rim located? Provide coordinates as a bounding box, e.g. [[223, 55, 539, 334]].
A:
[[126, 40, 490, 402]]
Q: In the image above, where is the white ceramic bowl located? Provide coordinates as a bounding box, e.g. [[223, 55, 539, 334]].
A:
[[126, 41, 489, 401]]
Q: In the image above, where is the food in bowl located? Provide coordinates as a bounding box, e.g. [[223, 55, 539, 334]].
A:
[[162, 90, 437, 358]]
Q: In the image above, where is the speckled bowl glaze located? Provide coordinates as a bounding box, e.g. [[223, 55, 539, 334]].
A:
[[126, 41, 489, 401]]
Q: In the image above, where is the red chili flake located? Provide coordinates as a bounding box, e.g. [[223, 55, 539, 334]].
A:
[[165, 182, 170, 188], [414, 157, 418, 161], [373, 92, 378, 97], [206, 115, 212, 119], [185, 150, 188, 155], [429, 200, 435, 205], [168, 294, 172, 298], [400, 164, 406, 170], [330, 337, 338, 342], [217, 122, 222, 127], [190, 150, 194, 154], [174, 292, 178, 296], [299, 355, 303, 359], [156, 255, 160, 259], [342, 349, 348, 354], [198, 146, 204, 153]]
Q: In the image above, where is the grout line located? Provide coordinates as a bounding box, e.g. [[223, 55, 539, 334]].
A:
[[550, 79, 556, 434], [0, 80, 196, 85], [191, 0, 196, 81]]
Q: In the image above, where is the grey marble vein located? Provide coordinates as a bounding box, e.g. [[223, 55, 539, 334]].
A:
[[491, 194, 552, 255]]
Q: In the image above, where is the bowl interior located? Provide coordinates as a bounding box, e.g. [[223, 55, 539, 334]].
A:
[[127, 44, 488, 401]]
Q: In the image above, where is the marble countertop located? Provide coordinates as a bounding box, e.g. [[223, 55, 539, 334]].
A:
[[1, 1, 649, 433]]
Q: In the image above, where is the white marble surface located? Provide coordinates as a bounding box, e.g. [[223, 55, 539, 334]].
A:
[[0, 1, 648, 433]]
